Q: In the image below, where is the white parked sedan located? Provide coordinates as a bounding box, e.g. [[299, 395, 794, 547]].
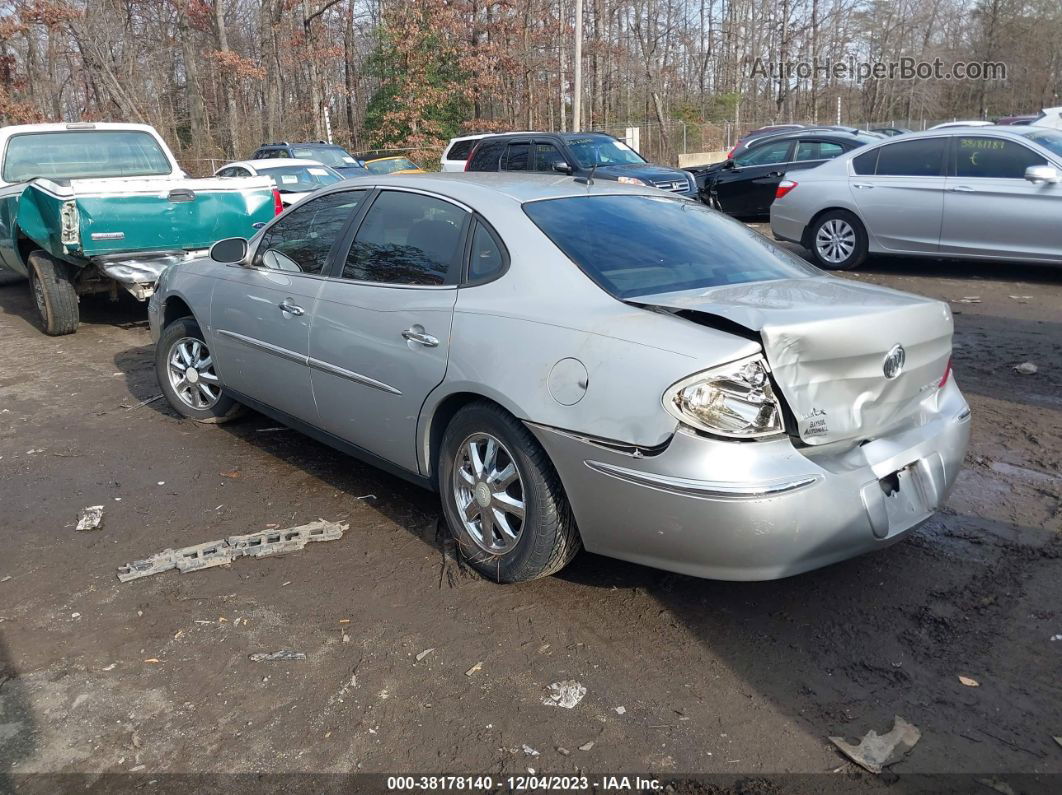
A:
[[215, 158, 345, 206]]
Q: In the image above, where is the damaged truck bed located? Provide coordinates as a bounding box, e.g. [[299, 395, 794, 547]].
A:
[[0, 122, 276, 335]]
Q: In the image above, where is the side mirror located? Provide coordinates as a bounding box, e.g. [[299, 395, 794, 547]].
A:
[[210, 237, 248, 264], [1024, 164, 1060, 184], [552, 162, 573, 174], [722, 159, 736, 169]]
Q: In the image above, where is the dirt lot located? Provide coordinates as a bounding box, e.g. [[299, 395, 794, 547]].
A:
[[0, 242, 1060, 790]]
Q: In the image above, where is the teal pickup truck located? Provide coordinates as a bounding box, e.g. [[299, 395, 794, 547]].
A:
[[0, 122, 277, 335]]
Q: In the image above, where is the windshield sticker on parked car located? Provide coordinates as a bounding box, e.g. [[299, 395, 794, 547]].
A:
[[959, 138, 1004, 150], [342, 156, 357, 163], [280, 175, 298, 184], [308, 168, 329, 176]]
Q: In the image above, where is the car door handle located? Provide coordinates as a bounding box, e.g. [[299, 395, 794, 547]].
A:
[[948, 185, 976, 192], [852, 183, 875, 189], [278, 300, 304, 316], [402, 329, 439, 347]]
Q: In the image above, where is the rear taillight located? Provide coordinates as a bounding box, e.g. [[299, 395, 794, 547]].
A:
[[775, 179, 798, 199], [939, 357, 952, 387], [272, 188, 283, 215]]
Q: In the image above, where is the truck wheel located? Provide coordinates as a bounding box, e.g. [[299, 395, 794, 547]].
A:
[[27, 251, 79, 336], [156, 316, 244, 423], [438, 401, 581, 583]]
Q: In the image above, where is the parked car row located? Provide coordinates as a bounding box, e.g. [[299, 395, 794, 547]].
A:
[[771, 125, 1062, 269]]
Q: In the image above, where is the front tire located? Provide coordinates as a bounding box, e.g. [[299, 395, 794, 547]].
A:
[[27, 250, 79, 336], [438, 402, 581, 583], [808, 210, 868, 270], [156, 316, 244, 423]]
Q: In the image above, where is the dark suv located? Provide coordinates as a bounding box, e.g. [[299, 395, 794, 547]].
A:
[[464, 132, 696, 197], [250, 141, 368, 177]]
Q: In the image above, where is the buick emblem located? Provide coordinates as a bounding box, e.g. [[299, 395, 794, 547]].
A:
[[883, 344, 906, 379]]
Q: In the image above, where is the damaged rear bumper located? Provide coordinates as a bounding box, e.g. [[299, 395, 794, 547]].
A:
[[528, 380, 971, 581], [93, 249, 206, 300]]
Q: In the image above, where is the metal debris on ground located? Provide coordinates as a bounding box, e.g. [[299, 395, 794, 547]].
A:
[[415, 648, 435, 662], [1008, 295, 1032, 302], [116, 519, 348, 582], [465, 661, 483, 677], [521, 745, 540, 757], [578, 742, 594, 751], [829, 715, 921, 774], [249, 650, 306, 662], [542, 680, 587, 709], [614, 705, 627, 714], [76, 505, 104, 531], [125, 394, 163, 410], [1013, 362, 1038, 375], [954, 296, 982, 303], [958, 675, 980, 687]]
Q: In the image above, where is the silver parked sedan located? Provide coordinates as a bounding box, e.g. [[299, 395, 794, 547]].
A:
[[149, 173, 970, 582], [771, 126, 1062, 269]]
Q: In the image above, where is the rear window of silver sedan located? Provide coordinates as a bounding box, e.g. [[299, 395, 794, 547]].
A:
[[523, 194, 818, 299]]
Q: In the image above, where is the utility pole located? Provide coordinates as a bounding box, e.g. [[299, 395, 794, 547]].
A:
[[573, 0, 583, 131]]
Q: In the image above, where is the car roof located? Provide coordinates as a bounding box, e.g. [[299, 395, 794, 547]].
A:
[[447, 131, 536, 143], [323, 172, 663, 205], [224, 158, 330, 170], [745, 128, 876, 146], [258, 142, 346, 149], [473, 131, 619, 142]]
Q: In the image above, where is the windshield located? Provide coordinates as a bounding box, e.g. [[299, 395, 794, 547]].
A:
[[523, 195, 818, 300], [258, 164, 342, 192], [364, 157, 419, 174], [1012, 128, 1062, 159], [2, 130, 172, 182], [566, 136, 646, 168], [291, 146, 359, 168]]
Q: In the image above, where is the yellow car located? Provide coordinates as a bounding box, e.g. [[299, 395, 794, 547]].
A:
[[361, 156, 425, 175]]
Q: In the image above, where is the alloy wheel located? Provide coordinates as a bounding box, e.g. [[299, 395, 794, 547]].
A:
[[452, 432, 526, 555], [167, 336, 222, 410], [815, 218, 856, 264]]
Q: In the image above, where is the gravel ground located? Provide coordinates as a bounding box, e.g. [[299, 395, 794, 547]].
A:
[[0, 242, 1059, 790]]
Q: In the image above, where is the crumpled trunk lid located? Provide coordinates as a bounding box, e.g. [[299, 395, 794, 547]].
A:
[[634, 277, 954, 445]]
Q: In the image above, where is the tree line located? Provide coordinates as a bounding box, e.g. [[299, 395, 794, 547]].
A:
[[1, 0, 1060, 169]]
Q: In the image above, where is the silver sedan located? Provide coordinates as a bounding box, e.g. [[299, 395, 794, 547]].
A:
[[771, 126, 1062, 270], [149, 174, 970, 582]]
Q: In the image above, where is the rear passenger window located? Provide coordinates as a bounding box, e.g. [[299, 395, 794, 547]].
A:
[[467, 140, 506, 171], [504, 142, 531, 171], [874, 139, 946, 176], [467, 221, 506, 281], [256, 190, 364, 275], [343, 191, 468, 285], [852, 149, 878, 175], [954, 137, 1046, 178], [447, 140, 476, 161]]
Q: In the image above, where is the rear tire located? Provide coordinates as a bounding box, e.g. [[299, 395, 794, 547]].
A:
[[156, 316, 244, 423], [808, 210, 868, 270], [438, 402, 581, 583], [27, 250, 79, 336]]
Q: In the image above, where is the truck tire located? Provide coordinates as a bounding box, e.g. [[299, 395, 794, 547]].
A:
[[27, 251, 79, 336]]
